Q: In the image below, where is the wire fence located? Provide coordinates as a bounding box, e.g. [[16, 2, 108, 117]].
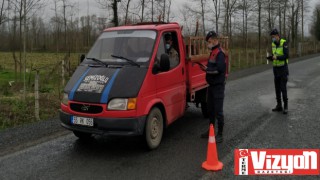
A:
[[228, 42, 320, 72]]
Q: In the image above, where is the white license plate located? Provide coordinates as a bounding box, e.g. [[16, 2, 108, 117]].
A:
[[72, 116, 94, 127]]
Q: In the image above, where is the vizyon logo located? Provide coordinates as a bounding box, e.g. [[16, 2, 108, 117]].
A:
[[234, 149, 320, 175]]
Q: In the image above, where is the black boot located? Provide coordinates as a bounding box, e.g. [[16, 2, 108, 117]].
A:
[[283, 101, 288, 114], [272, 101, 283, 112], [215, 124, 223, 143], [200, 129, 209, 138]]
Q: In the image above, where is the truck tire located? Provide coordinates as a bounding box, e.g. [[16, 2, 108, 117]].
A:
[[145, 107, 164, 150], [201, 102, 209, 118], [73, 131, 92, 140]]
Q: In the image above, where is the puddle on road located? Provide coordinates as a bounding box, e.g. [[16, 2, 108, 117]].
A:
[[287, 81, 296, 88], [259, 94, 275, 108], [259, 88, 304, 110]]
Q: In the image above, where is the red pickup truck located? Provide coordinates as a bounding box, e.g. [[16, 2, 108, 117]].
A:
[[60, 22, 228, 149]]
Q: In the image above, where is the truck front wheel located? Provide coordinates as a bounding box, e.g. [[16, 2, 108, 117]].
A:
[[145, 107, 164, 150]]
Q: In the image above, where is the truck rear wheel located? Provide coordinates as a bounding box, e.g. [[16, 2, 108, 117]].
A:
[[73, 131, 92, 140], [145, 107, 164, 150], [201, 102, 209, 118]]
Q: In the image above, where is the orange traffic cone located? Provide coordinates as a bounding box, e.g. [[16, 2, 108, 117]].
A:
[[202, 124, 223, 171]]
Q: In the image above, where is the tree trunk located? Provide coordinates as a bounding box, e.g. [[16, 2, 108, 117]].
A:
[[125, 0, 131, 24], [19, 0, 23, 80], [163, 0, 166, 22], [283, 0, 287, 38], [151, 0, 154, 22], [167, 0, 171, 22], [0, 0, 5, 26], [201, 0, 205, 36], [141, 0, 145, 22], [279, 4, 281, 35], [112, 0, 118, 26], [291, 4, 295, 49], [258, 0, 261, 53], [301, 0, 304, 41], [23, 0, 27, 100]]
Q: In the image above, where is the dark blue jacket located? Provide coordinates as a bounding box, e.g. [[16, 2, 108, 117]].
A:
[[206, 44, 226, 85]]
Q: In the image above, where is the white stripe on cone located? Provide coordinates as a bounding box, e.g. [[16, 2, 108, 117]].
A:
[[209, 136, 215, 143]]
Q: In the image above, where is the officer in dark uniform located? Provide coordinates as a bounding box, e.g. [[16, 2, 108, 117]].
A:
[[200, 31, 226, 143], [269, 29, 289, 114]]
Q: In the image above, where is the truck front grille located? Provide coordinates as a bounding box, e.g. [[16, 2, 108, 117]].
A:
[[70, 103, 103, 114]]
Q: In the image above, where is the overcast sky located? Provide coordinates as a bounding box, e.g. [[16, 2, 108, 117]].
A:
[[42, 0, 319, 36]]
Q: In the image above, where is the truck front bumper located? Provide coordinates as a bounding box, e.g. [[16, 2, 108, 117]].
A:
[[59, 110, 146, 136]]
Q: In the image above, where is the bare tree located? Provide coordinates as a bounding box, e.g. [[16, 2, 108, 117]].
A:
[[212, 0, 221, 33], [239, 0, 255, 53], [222, 0, 237, 39], [257, 0, 262, 53], [283, 0, 288, 37], [301, 0, 303, 41], [141, 0, 145, 22], [200, 0, 206, 35], [310, 3, 320, 40], [288, 0, 300, 48], [0, 0, 9, 26], [124, 0, 131, 24], [166, 0, 171, 22], [151, 0, 154, 21], [96, 0, 119, 26], [52, 0, 61, 54], [300, 0, 310, 42]]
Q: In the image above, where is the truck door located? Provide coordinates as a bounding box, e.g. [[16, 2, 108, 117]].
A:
[[154, 31, 186, 124]]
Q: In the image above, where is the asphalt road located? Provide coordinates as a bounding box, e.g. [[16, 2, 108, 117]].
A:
[[1, 56, 320, 180]]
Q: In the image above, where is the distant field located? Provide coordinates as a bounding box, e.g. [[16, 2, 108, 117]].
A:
[[0, 52, 81, 129], [0, 52, 80, 71]]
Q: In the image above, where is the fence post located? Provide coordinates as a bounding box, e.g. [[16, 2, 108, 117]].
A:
[[229, 51, 232, 73], [238, 50, 241, 69], [298, 43, 302, 57], [254, 51, 256, 66], [35, 70, 40, 121], [62, 59, 65, 86], [246, 51, 249, 67]]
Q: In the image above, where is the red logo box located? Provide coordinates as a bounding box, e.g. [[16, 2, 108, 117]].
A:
[[234, 149, 320, 175]]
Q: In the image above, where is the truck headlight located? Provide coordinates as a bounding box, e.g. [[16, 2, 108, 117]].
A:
[[61, 93, 69, 105], [108, 98, 137, 110]]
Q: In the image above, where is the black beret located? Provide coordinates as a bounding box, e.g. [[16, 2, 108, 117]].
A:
[[206, 31, 218, 41], [270, 29, 279, 36]]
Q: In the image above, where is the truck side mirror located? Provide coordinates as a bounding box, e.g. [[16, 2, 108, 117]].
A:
[[159, 54, 170, 72], [80, 54, 85, 63]]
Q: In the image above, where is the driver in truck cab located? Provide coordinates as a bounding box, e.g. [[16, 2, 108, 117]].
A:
[[164, 33, 179, 68]]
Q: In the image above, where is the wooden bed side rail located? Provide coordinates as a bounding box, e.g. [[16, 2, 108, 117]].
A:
[[185, 36, 229, 62]]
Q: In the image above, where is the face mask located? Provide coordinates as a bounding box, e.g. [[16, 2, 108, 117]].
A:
[[272, 38, 277, 43], [166, 44, 171, 50], [207, 43, 214, 49]]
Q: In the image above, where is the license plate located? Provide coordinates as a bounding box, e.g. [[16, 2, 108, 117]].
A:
[[72, 116, 94, 127]]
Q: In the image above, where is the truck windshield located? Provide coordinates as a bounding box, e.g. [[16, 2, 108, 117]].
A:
[[86, 30, 156, 65]]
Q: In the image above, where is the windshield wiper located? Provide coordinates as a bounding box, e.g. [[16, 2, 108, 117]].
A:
[[111, 55, 140, 67], [86, 57, 108, 67]]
